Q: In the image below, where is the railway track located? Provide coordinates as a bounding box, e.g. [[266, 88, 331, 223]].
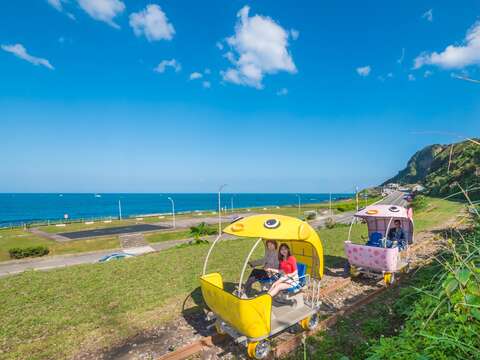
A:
[[156, 229, 443, 360], [156, 277, 386, 360]]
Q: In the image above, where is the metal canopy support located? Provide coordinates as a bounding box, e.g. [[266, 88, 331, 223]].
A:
[[202, 234, 223, 275], [238, 237, 263, 295], [347, 217, 356, 242]]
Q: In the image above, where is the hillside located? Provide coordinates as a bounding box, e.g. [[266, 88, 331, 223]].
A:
[[384, 138, 480, 199]]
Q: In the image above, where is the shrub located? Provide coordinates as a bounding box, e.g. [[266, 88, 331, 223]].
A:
[[305, 211, 317, 220], [9, 246, 50, 259], [189, 222, 217, 240], [324, 217, 336, 229], [412, 194, 428, 211]]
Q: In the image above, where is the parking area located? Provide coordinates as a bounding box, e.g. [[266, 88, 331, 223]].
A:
[[59, 224, 170, 239]]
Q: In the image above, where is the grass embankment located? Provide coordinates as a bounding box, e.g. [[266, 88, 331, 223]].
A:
[[0, 239, 261, 359], [0, 197, 461, 359], [290, 223, 480, 360]]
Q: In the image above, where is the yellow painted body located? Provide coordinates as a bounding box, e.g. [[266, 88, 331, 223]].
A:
[[200, 273, 272, 339], [200, 214, 324, 340]]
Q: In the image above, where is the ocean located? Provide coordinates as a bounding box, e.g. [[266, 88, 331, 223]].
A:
[[0, 193, 352, 226]]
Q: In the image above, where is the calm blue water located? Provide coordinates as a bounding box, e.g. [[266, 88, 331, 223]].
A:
[[0, 193, 352, 226]]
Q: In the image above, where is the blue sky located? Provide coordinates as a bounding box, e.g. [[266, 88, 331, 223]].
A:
[[1, 0, 479, 193]]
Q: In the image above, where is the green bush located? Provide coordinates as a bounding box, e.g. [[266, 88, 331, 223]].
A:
[[412, 194, 428, 211], [189, 222, 217, 241], [325, 217, 336, 229], [9, 246, 50, 259]]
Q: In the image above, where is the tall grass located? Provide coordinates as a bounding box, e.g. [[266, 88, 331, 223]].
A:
[[367, 155, 480, 359]]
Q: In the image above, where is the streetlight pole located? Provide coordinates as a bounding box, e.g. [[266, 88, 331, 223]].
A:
[[295, 194, 301, 215], [355, 186, 359, 212], [329, 192, 332, 216], [118, 200, 122, 220], [218, 184, 227, 234], [167, 197, 175, 229]]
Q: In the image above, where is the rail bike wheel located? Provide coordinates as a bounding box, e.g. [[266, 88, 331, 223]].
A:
[[300, 313, 319, 331], [350, 265, 360, 278], [384, 272, 395, 286], [247, 340, 271, 359], [214, 320, 226, 335]]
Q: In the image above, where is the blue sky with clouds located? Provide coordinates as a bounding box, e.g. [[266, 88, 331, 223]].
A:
[[1, 0, 479, 193]]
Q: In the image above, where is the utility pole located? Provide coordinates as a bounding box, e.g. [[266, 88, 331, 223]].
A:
[[329, 192, 332, 216], [167, 197, 175, 228], [218, 184, 227, 234], [118, 200, 122, 220], [355, 186, 359, 212]]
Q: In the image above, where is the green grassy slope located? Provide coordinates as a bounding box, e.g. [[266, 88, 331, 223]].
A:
[[0, 197, 462, 359]]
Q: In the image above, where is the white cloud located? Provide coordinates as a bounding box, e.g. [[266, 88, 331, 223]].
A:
[[424, 70, 433, 78], [408, 74, 416, 81], [154, 59, 181, 73], [46, 0, 76, 20], [190, 72, 203, 80], [1, 44, 54, 70], [397, 48, 405, 64], [387, 72, 394, 78], [276, 88, 288, 96], [216, 41, 224, 50], [77, 0, 125, 28], [204, 68, 211, 74], [129, 4, 175, 42], [221, 6, 297, 89], [47, 0, 63, 11], [414, 21, 480, 69], [202, 81, 211, 88], [422, 9, 433, 22], [356, 65, 371, 77], [224, 51, 235, 63], [290, 29, 299, 40]]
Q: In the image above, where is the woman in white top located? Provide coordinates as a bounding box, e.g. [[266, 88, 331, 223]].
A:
[[244, 240, 279, 295]]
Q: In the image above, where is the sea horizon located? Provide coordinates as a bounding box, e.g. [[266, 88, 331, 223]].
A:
[[0, 192, 353, 226]]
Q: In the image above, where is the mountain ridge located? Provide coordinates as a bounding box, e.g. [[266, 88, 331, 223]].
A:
[[383, 138, 480, 199]]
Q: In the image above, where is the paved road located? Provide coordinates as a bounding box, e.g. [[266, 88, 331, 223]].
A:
[[59, 224, 170, 239], [0, 193, 408, 277], [309, 190, 408, 228], [0, 234, 232, 277], [152, 213, 252, 229]]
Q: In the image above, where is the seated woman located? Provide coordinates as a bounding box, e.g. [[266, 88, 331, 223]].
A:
[[267, 243, 298, 297], [244, 240, 279, 295]]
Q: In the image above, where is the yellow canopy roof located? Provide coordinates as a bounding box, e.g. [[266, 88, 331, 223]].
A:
[[223, 214, 323, 278]]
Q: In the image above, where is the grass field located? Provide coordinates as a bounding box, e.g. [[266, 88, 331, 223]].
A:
[[0, 197, 463, 359], [0, 228, 120, 262]]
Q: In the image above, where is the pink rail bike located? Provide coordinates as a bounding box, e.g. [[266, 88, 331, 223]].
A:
[[344, 204, 414, 286]]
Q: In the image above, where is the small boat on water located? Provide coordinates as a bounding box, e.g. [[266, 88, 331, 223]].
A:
[[94, 194, 102, 198]]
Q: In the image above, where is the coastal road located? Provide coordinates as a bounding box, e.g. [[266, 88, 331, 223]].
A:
[[0, 234, 235, 277], [309, 190, 408, 228], [0, 192, 408, 277]]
